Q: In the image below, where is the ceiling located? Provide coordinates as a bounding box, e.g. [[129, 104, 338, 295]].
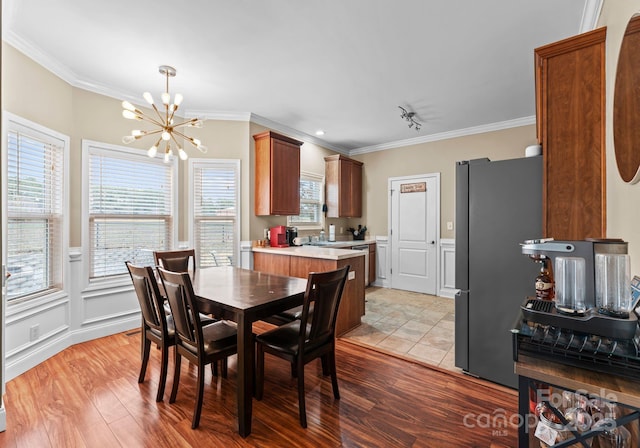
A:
[[2, 0, 599, 153]]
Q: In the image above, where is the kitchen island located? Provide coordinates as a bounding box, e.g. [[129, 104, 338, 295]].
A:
[[252, 245, 365, 335]]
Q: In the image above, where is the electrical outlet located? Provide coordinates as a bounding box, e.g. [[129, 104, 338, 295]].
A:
[[340, 227, 344, 234], [447, 221, 454, 231], [29, 324, 40, 342]]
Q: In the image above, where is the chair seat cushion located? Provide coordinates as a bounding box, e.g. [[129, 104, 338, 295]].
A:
[[202, 320, 237, 354], [275, 303, 314, 322], [257, 321, 328, 356]]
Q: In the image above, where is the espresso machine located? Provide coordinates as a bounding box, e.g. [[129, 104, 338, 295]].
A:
[[513, 238, 640, 380], [518, 238, 636, 339]]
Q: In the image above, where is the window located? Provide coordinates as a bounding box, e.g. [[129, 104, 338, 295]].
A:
[[287, 171, 324, 230], [83, 141, 177, 279], [189, 159, 239, 267], [4, 113, 69, 302]]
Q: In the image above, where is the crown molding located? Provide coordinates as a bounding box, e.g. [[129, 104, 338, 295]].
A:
[[580, 0, 603, 33], [349, 116, 536, 155], [185, 110, 251, 121]]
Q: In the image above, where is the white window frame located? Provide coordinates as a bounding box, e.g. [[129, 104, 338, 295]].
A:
[[81, 140, 178, 286], [188, 158, 240, 267], [287, 171, 325, 231], [2, 112, 70, 304]]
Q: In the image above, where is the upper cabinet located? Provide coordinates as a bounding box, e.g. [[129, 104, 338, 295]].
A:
[[325, 154, 363, 218], [535, 27, 607, 240], [253, 131, 302, 216]]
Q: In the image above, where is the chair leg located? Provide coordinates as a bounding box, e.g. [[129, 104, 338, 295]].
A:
[[170, 350, 181, 404], [211, 361, 218, 376], [321, 354, 330, 376], [256, 344, 265, 400], [221, 358, 228, 379], [329, 351, 340, 400], [156, 343, 169, 402], [139, 336, 151, 383], [192, 363, 205, 429], [297, 358, 307, 428]]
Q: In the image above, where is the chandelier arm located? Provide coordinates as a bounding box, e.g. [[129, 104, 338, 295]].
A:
[[135, 112, 166, 129], [172, 129, 196, 144], [150, 103, 167, 124], [171, 118, 198, 129]]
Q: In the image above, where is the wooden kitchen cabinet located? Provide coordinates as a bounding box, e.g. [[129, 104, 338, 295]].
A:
[[253, 131, 302, 216], [325, 154, 363, 218], [535, 27, 606, 240], [253, 250, 365, 335]]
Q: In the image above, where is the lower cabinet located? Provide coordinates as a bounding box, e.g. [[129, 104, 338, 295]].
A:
[[253, 252, 364, 335]]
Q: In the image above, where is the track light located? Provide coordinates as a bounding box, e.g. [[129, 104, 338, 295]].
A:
[[398, 106, 422, 131]]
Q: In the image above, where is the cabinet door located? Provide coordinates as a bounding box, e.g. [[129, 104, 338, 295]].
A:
[[536, 27, 606, 240], [349, 160, 362, 217], [253, 252, 290, 276], [271, 137, 300, 215]]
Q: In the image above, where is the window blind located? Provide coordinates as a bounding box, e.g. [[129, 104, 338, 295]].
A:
[[288, 172, 324, 229], [6, 130, 64, 300], [192, 162, 238, 267], [89, 150, 173, 278]]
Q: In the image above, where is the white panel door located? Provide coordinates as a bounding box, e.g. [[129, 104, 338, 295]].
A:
[[390, 174, 439, 294]]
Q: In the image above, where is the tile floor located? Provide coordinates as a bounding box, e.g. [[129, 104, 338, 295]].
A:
[[342, 286, 458, 372]]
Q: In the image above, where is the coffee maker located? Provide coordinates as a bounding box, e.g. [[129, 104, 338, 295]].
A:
[[287, 226, 298, 246], [521, 238, 628, 310], [269, 225, 288, 248], [519, 238, 637, 339]]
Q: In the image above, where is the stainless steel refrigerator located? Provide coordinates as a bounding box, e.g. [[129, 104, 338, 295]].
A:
[[454, 156, 542, 388]]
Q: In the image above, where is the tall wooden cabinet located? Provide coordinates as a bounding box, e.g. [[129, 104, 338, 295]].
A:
[[325, 154, 363, 218], [253, 131, 302, 216], [535, 27, 607, 240]]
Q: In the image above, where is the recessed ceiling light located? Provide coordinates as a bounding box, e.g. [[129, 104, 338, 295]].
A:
[[315, 130, 325, 136]]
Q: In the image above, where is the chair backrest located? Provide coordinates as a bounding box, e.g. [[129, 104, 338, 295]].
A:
[[299, 265, 350, 349], [157, 267, 203, 353], [125, 261, 168, 336], [153, 249, 196, 274]]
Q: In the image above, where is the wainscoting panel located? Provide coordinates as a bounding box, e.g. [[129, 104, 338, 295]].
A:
[[439, 239, 456, 298]]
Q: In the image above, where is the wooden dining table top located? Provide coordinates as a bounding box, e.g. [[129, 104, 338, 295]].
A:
[[190, 266, 308, 316]]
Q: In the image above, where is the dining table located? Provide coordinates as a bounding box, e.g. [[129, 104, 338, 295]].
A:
[[190, 266, 308, 437]]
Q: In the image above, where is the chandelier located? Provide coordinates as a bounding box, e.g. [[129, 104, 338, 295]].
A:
[[398, 106, 422, 131], [121, 65, 207, 162]]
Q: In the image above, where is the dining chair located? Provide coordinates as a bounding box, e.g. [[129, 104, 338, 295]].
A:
[[153, 249, 196, 275], [157, 267, 238, 429], [255, 265, 350, 428], [125, 261, 175, 402]]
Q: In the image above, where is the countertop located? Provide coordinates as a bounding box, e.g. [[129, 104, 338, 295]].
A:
[[252, 245, 366, 260]]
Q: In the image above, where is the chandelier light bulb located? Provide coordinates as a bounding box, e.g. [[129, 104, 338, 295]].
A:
[[161, 92, 170, 105], [189, 119, 203, 128], [131, 130, 144, 136], [161, 131, 171, 141], [122, 110, 139, 120], [164, 151, 170, 163], [122, 135, 136, 144], [143, 92, 154, 105], [178, 148, 188, 160], [174, 93, 183, 106], [197, 144, 208, 153], [147, 145, 158, 158], [122, 101, 136, 112]]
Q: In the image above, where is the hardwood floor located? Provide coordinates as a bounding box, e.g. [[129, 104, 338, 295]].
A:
[[1, 323, 519, 447]]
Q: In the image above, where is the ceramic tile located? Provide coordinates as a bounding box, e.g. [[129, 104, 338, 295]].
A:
[[342, 287, 458, 371]]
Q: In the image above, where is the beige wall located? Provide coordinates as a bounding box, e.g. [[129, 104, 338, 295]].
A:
[[5, 0, 640, 276], [355, 125, 538, 240], [600, 1, 640, 274]]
